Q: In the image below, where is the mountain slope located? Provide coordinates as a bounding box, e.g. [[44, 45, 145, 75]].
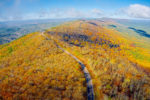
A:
[[0, 32, 86, 100], [0, 19, 150, 100], [96, 19, 150, 69], [46, 20, 150, 100]]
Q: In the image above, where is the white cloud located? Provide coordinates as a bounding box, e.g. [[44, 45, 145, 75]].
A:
[[49, 8, 104, 18], [65, 8, 86, 18], [0, 0, 105, 21], [91, 9, 103, 18], [91, 9, 102, 15], [27, 8, 104, 20], [122, 4, 150, 19], [0, 7, 105, 21]]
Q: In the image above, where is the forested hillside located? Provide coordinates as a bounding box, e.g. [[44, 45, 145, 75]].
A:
[[0, 20, 150, 100], [46, 20, 150, 100], [0, 32, 86, 100]]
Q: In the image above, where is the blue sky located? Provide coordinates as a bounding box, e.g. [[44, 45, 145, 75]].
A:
[[0, 0, 150, 21]]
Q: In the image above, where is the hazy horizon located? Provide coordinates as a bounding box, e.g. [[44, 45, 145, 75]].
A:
[[0, 0, 150, 21]]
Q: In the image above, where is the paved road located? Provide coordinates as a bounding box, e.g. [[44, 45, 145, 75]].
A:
[[41, 32, 95, 100]]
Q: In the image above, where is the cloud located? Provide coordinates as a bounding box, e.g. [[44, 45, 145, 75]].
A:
[[0, 0, 104, 21], [65, 8, 86, 18], [49, 8, 104, 18], [48, 8, 91, 18], [90, 9, 104, 18], [25, 8, 104, 20], [0, 6, 104, 21], [121, 4, 150, 19], [0, 0, 23, 21], [0, 0, 41, 21], [91, 9, 103, 16]]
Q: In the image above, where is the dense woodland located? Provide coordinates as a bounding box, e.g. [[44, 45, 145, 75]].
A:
[[47, 20, 150, 100], [0, 32, 86, 100], [0, 20, 150, 100]]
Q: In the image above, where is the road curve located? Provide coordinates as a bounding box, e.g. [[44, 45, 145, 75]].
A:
[[41, 32, 95, 100]]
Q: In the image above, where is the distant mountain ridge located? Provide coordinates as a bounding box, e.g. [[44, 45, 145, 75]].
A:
[[0, 19, 75, 44]]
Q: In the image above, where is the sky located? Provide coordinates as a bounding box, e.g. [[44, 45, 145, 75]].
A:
[[0, 0, 150, 21]]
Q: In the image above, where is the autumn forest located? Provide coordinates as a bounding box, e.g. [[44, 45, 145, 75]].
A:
[[0, 19, 149, 100]]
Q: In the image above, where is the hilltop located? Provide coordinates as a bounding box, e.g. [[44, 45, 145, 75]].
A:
[[0, 19, 150, 100], [46, 20, 150, 99]]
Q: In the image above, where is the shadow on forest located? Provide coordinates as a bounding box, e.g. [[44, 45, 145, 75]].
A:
[[88, 22, 98, 26], [62, 33, 119, 48], [109, 24, 117, 28], [128, 27, 150, 38]]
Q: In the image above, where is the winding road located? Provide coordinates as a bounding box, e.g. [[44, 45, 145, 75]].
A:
[[41, 32, 95, 100]]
